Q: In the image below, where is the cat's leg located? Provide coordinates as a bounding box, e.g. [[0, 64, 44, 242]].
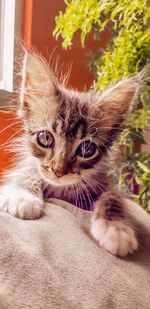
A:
[[0, 161, 44, 220], [91, 192, 138, 257]]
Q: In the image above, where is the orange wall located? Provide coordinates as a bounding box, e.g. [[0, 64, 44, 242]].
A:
[[31, 0, 111, 90], [0, 111, 23, 177]]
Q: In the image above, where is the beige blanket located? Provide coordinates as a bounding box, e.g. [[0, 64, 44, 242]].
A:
[[0, 199, 149, 309]]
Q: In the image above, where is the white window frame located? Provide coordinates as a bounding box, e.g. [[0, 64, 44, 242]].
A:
[[0, 0, 16, 92]]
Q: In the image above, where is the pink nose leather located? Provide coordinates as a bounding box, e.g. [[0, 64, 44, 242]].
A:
[[52, 166, 68, 178]]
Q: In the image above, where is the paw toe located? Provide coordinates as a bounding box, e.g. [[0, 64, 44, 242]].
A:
[[91, 218, 138, 257], [18, 200, 43, 220]]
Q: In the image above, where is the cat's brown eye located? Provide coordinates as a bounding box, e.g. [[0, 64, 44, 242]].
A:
[[37, 131, 54, 148], [76, 140, 97, 158]]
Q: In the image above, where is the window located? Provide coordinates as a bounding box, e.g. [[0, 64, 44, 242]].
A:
[[0, 0, 16, 92]]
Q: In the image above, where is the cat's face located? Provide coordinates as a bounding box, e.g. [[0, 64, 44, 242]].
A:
[[24, 87, 106, 187], [20, 52, 139, 187]]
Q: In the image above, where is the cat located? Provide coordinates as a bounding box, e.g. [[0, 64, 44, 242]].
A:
[[0, 52, 140, 257]]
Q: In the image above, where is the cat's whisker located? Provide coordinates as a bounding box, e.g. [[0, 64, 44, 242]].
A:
[[97, 126, 121, 131], [101, 126, 149, 144], [87, 123, 147, 145], [79, 182, 88, 210], [78, 183, 85, 210], [73, 182, 79, 208], [78, 182, 88, 210], [82, 179, 94, 198], [91, 178, 106, 192], [86, 115, 117, 129], [94, 139, 110, 153], [75, 182, 82, 209], [74, 184, 79, 209], [0, 105, 18, 109], [72, 184, 77, 207], [125, 130, 149, 142], [97, 135, 112, 146], [80, 180, 93, 210], [0, 121, 23, 135], [77, 181, 86, 210], [0, 128, 24, 148], [58, 113, 65, 122], [82, 175, 105, 194], [82, 176, 97, 195], [72, 184, 83, 220]]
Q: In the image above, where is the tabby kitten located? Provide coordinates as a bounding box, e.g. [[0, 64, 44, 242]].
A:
[[0, 52, 139, 257]]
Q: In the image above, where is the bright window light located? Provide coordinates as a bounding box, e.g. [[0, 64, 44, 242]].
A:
[[0, 0, 16, 92]]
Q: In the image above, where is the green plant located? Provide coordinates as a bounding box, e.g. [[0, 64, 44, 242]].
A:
[[54, 0, 150, 212]]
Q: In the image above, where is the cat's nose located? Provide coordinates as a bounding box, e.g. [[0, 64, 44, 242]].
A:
[[52, 162, 69, 178], [52, 167, 68, 177]]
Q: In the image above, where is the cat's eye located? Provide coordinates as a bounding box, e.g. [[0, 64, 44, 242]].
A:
[[76, 140, 97, 158], [37, 131, 54, 148]]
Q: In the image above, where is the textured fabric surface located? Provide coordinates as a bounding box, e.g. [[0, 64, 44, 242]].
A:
[[0, 199, 149, 309]]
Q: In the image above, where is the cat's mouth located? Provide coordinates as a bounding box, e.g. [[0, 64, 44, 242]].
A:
[[40, 168, 80, 187]]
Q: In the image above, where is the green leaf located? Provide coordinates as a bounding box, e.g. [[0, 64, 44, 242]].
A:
[[137, 161, 150, 173]]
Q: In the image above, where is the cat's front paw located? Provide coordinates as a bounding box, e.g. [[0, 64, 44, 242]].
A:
[[91, 217, 138, 257], [0, 186, 43, 220], [91, 192, 138, 257]]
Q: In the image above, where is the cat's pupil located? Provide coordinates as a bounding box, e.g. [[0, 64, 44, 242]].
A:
[[76, 141, 97, 158], [37, 131, 54, 148]]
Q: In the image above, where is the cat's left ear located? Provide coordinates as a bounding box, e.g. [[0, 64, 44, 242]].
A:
[[20, 52, 56, 110], [97, 76, 140, 131]]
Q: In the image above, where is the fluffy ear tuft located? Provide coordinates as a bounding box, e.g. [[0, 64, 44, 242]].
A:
[[98, 76, 140, 130], [20, 52, 56, 110]]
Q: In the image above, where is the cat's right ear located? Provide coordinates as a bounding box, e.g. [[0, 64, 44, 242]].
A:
[[20, 52, 55, 114]]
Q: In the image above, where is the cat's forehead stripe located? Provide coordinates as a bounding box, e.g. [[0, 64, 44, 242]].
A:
[[52, 88, 88, 138], [52, 116, 87, 138]]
